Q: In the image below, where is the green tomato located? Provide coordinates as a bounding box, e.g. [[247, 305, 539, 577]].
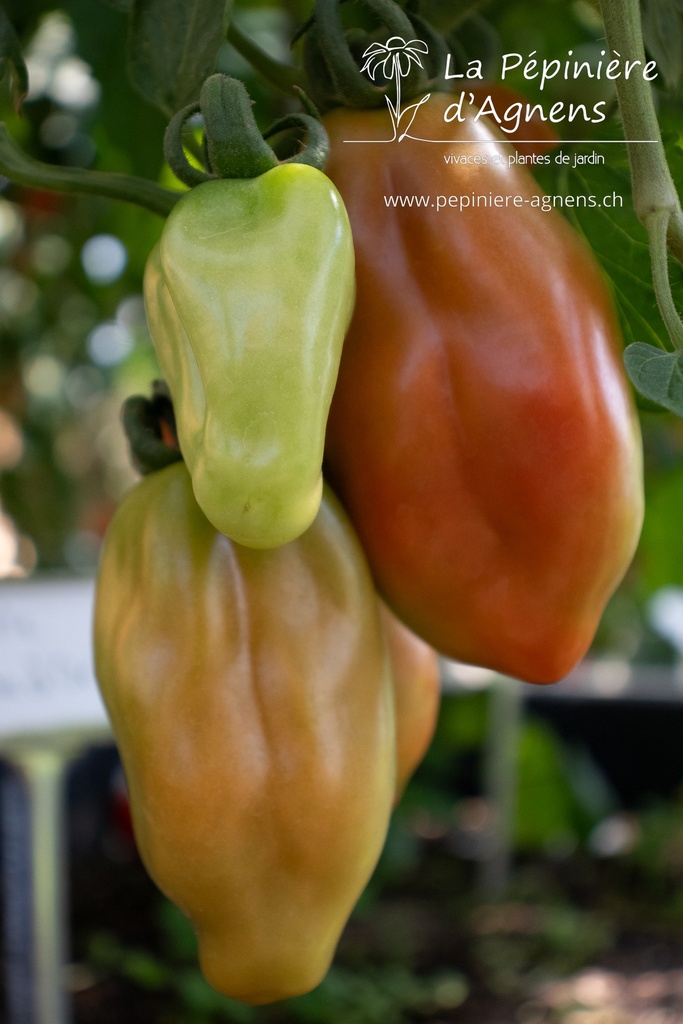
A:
[[144, 163, 355, 548]]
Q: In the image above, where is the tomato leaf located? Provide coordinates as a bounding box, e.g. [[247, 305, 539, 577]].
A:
[[642, 0, 683, 91], [534, 109, 683, 359], [568, 161, 667, 350], [535, 131, 681, 356], [128, 0, 232, 116], [0, 3, 28, 113], [623, 342, 683, 416]]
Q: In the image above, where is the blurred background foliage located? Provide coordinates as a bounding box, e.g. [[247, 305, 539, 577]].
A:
[[0, 0, 311, 577]]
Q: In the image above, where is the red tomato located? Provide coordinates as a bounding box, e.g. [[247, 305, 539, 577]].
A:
[[323, 93, 643, 684]]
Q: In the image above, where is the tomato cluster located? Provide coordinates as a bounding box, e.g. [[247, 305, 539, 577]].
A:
[[94, 67, 643, 1005]]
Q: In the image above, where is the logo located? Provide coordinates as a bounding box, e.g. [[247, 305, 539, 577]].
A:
[[360, 36, 431, 142]]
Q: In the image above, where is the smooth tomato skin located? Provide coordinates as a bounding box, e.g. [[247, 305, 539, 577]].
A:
[[469, 83, 560, 156], [93, 464, 395, 1004], [323, 94, 644, 684], [381, 602, 441, 799], [144, 163, 355, 549]]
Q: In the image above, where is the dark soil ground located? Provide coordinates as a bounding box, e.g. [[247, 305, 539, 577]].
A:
[[6, 713, 683, 1024], [60, 829, 683, 1024]]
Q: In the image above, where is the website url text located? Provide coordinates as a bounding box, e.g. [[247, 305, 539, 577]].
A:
[[383, 192, 624, 212]]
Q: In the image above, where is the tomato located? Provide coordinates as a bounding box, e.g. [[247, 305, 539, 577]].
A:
[[322, 92, 644, 684], [143, 162, 355, 549], [93, 463, 395, 1003], [381, 602, 440, 798], [469, 82, 560, 157]]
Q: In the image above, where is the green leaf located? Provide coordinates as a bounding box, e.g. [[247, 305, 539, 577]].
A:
[[570, 164, 663, 349], [642, 0, 683, 91], [623, 341, 683, 416], [666, 121, 683, 190], [120, 949, 169, 990], [0, 3, 28, 113], [538, 136, 683, 356], [639, 469, 683, 593], [515, 720, 584, 850], [222, 0, 233, 36], [128, 0, 231, 116]]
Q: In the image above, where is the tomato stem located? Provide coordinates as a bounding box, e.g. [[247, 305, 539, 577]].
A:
[[263, 112, 330, 169], [309, 0, 385, 109], [225, 20, 305, 94], [164, 101, 211, 188], [598, 0, 683, 352], [165, 76, 331, 185], [648, 209, 683, 352], [303, 0, 428, 112], [201, 76, 279, 179], [0, 123, 180, 217]]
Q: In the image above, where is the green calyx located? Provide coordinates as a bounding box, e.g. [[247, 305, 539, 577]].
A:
[[301, 0, 445, 112], [122, 381, 183, 477], [164, 74, 330, 187]]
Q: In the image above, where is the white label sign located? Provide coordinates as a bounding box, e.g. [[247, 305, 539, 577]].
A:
[[0, 577, 109, 740]]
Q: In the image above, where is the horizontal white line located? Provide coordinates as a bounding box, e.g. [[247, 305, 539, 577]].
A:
[[343, 138, 657, 144]]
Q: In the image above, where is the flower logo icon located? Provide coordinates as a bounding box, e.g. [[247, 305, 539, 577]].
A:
[[361, 36, 431, 141], [361, 35, 429, 80]]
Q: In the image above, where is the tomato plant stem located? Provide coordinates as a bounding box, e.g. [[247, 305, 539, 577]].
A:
[[669, 210, 683, 265], [0, 124, 180, 217], [649, 210, 683, 351], [599, 0, 683, 351], [225, 21, 304, 94], [598, 0, 678, 222]]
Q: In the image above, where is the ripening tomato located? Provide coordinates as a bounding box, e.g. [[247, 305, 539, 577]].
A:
[[381, 602, 440, 798], [322, 92, 643, 684], [94, 464, 395, 1003]]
